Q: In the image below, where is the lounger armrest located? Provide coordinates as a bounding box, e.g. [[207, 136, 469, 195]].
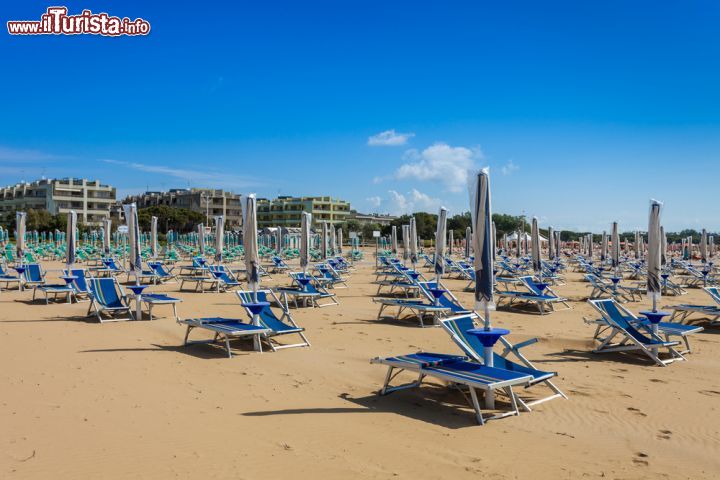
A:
[[513, 338, 539, 350]]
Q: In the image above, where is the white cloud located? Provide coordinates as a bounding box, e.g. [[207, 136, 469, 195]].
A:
[[387, 188, 441, 215], [101, 159, 262, 191], [366, 196, 382, 208], [367, 129, 415, 146], [0, 145, 70, 162], [501, 160, 519, 175], [394, 142, 480, 192]]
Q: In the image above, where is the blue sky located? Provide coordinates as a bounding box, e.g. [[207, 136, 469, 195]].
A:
[[2, 1, 719, 231]]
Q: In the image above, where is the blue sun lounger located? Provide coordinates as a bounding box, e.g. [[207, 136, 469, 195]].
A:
[[64, 268, 91, 301], [87, 277, 133, 322], [440, 315, 567, 410], [236, 289, 310, 350], [587, 299, 691, 365], [496, 276, 570, 314], [178, 317, 271, 358], [666, 286, 720, 325], [276, 272, 338, 308], [0, 263, 20, 290], [147, 261, 178, 284], [370, 352, 533, 425]]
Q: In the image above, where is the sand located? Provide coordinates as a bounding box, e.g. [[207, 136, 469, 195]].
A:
[[1, 253, 719, 479]]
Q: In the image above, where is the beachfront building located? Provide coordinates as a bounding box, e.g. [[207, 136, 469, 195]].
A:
[[257, 196, 351, 228], [348, 212, 398, 226], [125, 188, 243, 227], [0, 178, 116, 226]]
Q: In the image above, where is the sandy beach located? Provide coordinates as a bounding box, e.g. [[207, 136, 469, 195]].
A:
[[1, 253, 719, 479]]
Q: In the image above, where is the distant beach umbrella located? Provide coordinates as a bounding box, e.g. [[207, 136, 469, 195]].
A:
[[330, 224, 337, 256], [661, 226, 667, 266], [66, 210, 77, 269], [635, 231, 641, 260], [491, 221, 496, 261], [337, 228, 343, 254], [215, 215, 224, 263], [601, 231, 608, 262], [548, 226, 555, 261], [402, 224, 410, 262], [448, 230, 454, 256], [300, 212, 311, 274], [410, 217, 418, 266], [465, 226, 472, 259], [710, 235, 715, 260], [15, 212, 26, 261], [470, 169, 494, 328], [197, 224, 206, 256], [647, 200, 662, 311], [103, 218, 112, 255], [150, 216, 159, 260], [531, 217, 541, 277], [434, 207, 448, 282], [515, 230, 521, 258], [555, 230, 561, 260], [700, 229, 708, 264], [391, 225, 398, 256], [611, 222, 620, 270], [321, 222, 328, 260], [122, 203, 142, 285], [242, 194, 260, 296]]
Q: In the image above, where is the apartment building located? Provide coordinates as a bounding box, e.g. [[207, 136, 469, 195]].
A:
[[126, 188, 243, 227], [0, 178, 116, 226], [257, 196, 351, 228]]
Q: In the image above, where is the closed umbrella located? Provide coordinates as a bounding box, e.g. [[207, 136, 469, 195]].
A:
[[198, 224, 206, 257], [320, 222, 328, 260], [647, 200, 662, 312], [700, 229, 708, 264], [635, 231, 641, 260], [337, 228, 343, 254], [391, 226, 398, 256], [123, 203, 143, 319], [15, 212, 26, 263], [611, 222, 620, 274], [300, 212, 311, 274], [515, 230, 521, 259], [661, 226, 667, 267], [276, 227, 283, 257], [242, 194, 260, 300], [465, 226, 472, 259], [433, 207, 448, 284], [548, 227, 555, 261], [531, 217, 541, 279], [402, 224, 410, 263], [410, 217, 418, 267], [215, 215, 224, 263], [601, 231, 608, 262], [470, 168, 494, 328], [150, 216, 158, 260], [103, 218, 112, 256], [448, 230, 454, 256], [330, 225, 336, 256], [66, 211, 77, 270]]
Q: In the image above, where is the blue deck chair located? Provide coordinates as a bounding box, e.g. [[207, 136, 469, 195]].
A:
[[0, 262, 20, 290], [440, 315, 567, 410], [495, 276, 570, 314], [22, 263, 47, 288], [237, 289, 310, 350], [178, 317, 271, 358], [87, 277, 133, 322], [207, 265, 243, 292], [667, 287, 720, 325], [277, 272, 338, 308], [417, 280, 472, 315], [371, 352, 533, 425], [587, 299, 690, 366], [270, 256, 290, 273], [147, 261, 177, 284], [64, 268, 91, 301]]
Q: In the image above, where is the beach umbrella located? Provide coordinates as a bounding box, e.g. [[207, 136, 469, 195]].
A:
[[122, 203, 142, 286], [548, 227, 555, 261], [276, 227, 283, 256], [491, 221, 497, 262], [391, 226, 398, 256], [470, 168, 494, 329], [402, 224, 410, 263], [300, 212, 311, 274], [103, 219, 112, 256], [465, 226, 472, 259], [337, 228, 343, 254], [515, 230, 521, 258], [410, 217, 418, 267], [321, 222, 328, 260], [433, 207, 448, 283], [647, 200, 662, 312], [710, 236, 715, 260], [15, 212, 26, 262], [197, 224, 206, 256], [330, 225, 336, 256], [531, 217, 541, 278], [502, 233, 508, 256], [66, 210, 77, 270], [661, 226, 667, 267], [215, 215, 224, 263], [150, 216, 159, 260], [601, 231, 608, 262], [611, 222, 620, 272], [635, 231, 641, 260], [700, 229, 708, 264], [448, 230, 454, 256], [556, 230, 562, 260], [242, 194, 260, 300]]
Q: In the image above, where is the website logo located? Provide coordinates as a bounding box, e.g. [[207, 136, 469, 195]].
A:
[[7, 7, 151, 36]]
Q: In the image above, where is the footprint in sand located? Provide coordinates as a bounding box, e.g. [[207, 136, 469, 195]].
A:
[[657, 429, 672, 440], [699, 390, 720, 397], [627, 407, 647, 417], [649, 378, 667, 384], [633, 452, 649, 466]]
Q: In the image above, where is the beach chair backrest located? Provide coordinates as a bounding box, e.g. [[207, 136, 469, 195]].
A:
[[705, 287, 720, 304], [24, 263, 43, 282], [67, 268, 89, 293], [89, 278, 124, 308], [440, 315, 483, 361]]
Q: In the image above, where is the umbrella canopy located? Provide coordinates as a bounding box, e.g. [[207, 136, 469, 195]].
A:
[[700, 229, 708, 263], [122, 203, 142, 285], [391, 226, 398, 256], [611, 222, 620, 269], [470, 169, 494, 327], [242, 194, 260, 292], [601, 231, 608, 262], [635, 231, 641, 259], [556, 230, 562, 260], [710, 235, 715, 260], [150, 216, 159, 260], [465, 226, 472, 259], [15, 212, 26, 261], [103, 218, 112, 255], [215, 215, 225, 263], [548, 226, 555, 260], [330, 225, 336, 256], [434, 207, 448, 280], [300, 212, 311, 273], [515, 230, 521, 258], [402, 224, 410, 262], [197, 223, 206, 256], [448, 230, 454, 256], [531, 217, 541, 276], [410, 217, 418, 265], [320, 222, 327, 260], [66, 210, 77, 268], [661, 226, 667, 266], [647, 200, 662, 310], [276, 226, 283, 256], [337, 228, 343, 254]]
